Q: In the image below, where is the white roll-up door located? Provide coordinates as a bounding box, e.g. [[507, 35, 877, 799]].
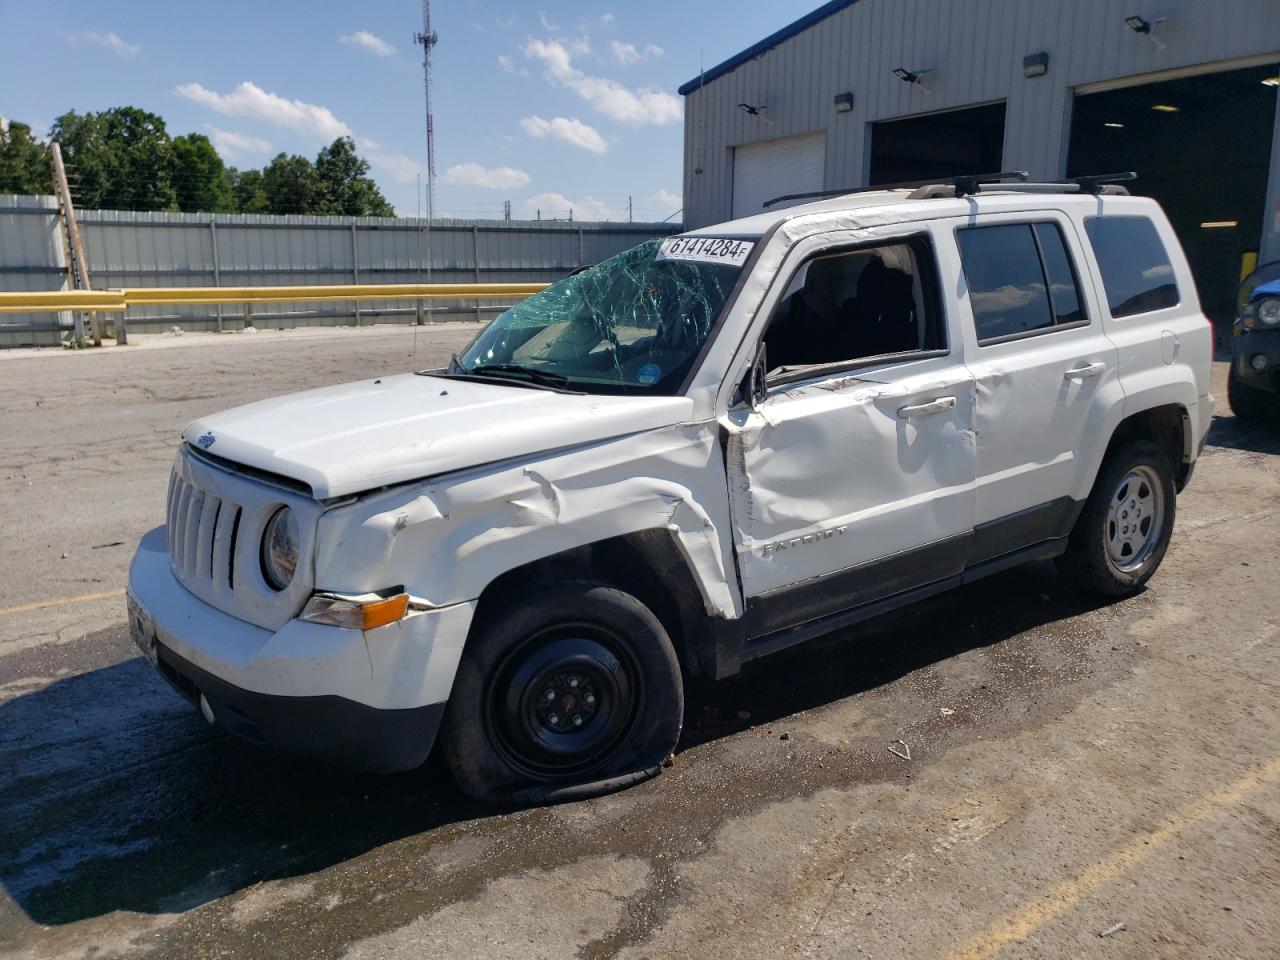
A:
[[731, 131, 826, 219]]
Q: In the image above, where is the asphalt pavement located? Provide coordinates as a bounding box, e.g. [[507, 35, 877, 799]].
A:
[[1, 325, 1278, 960]]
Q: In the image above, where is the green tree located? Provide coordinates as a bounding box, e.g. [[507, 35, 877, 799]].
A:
[[230, 167, 270, 213], [0, 120, 53, 195], [47, 111, 108, 207], [51, 107, 177, 211], [173, 133, 233, 212], [261, 152, 321, 214], [314, 137, 394, 216]]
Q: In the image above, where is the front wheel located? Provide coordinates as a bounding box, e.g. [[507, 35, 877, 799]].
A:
[[441, 581, 683, 803], [1058, 439, 1177, 597]]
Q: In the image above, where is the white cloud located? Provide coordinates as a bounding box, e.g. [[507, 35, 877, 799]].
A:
[[522, 37, 681, 126], [340, 30, 395, 57], [173, 81, 352, 142], [204, 125, 272, 161], [497, 54, 529, 76], [646, 188, 681, 212], [600, 13, 615, 25], [369, 152, 425, 184], [444, 162, 532, 190], [64, 30, 140, 59], [520, 115, 607, 155], [538, 11, 560, 32], [524, 191, 624, 221], [495, 15, 516, 29], [610, 40, 663, 65]]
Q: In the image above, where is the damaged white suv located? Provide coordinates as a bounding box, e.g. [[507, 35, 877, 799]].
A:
[[128, 176, 1212, 802]]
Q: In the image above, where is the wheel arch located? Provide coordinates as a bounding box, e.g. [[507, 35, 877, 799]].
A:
[[467, 529, 719, 679], [1102, 402, 1192, 491]]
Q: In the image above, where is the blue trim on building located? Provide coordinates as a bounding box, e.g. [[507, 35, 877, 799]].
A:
[[677, 0, 862, 96]]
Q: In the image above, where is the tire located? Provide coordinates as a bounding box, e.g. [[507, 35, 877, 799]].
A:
[[1057, 439, 1177, 597], [1228, 363, 1279, 424], [440, 580, 684, 804]]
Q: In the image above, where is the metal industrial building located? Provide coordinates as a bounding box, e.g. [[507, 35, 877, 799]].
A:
[[679, 0, 1280, 323]]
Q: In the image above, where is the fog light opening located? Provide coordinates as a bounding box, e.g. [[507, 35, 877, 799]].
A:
[[199, 693, 217, 725], [1251, 353, 1270, 372]]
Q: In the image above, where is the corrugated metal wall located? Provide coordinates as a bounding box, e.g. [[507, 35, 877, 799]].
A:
[[0, 197, 679, 346], [683, 0, 1280, 240], [0, 196, 69, 345]]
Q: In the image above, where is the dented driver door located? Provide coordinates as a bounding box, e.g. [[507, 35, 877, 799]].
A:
[[711, 223, 980, 631], [723, 356, 977, 606]]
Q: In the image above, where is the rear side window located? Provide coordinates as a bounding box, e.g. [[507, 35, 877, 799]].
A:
[[956, 222, 1086, 343], [1083, 216, 1179, 317]]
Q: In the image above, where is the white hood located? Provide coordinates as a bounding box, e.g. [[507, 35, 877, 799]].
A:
[[182, 373, 695, 499]]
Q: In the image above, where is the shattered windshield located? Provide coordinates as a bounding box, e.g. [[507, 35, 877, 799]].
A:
[[455, 236, 752, 395]]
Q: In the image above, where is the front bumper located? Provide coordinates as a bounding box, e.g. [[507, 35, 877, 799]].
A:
[[127, 526, 476, 772], [1233, 329, 1280, 393]]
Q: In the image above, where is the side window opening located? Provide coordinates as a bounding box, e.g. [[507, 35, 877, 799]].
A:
[[1083, 215, 1180, 318], [762, 239, 942, 375], [956, 221, 1088, 343]]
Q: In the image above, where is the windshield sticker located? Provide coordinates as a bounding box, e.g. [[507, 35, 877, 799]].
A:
[[657, 236, 754, 267], [636, 363, 662, 386]]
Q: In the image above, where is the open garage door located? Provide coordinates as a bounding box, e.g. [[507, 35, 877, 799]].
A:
[[1068, 64, 1279, 327], [869, 102, 1006, 185], [732, 132, 825, 218]]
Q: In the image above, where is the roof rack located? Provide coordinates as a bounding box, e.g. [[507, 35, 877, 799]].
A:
[[907, 171, 1137, 199], [762, 171, 1030, 209]]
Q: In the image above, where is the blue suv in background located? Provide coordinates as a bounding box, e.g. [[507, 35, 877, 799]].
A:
[[1232, 263, 1280, 422]]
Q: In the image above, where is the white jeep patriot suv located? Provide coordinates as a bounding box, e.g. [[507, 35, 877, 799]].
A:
[[127, 175, 1212, 802]]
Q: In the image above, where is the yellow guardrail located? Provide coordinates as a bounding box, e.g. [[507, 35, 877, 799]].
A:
[[0, 282, 550, 314]]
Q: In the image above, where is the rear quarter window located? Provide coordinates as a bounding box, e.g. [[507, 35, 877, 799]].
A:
[[1083, 216, 1179, 318]]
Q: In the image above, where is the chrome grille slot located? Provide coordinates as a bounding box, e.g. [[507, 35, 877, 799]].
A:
[[224, 506, 242, 590]]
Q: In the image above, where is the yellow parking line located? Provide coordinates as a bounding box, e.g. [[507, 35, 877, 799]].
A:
[[0, 587, 126, 617], [942, 757, 1280, 960]]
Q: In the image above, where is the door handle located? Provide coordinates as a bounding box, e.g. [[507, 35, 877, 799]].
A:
[[897, 396, 957, 419], [1064, 361, 1106, 380]]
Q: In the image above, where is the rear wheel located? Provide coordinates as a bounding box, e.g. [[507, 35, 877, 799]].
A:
[[1228, 363, 1279, 423], [441, 581, 683, 803], [1058, 439, 1176, 597]]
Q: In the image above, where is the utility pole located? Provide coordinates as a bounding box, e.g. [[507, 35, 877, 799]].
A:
[[50, 142, 103, 346], [628, 195, 633, 222]]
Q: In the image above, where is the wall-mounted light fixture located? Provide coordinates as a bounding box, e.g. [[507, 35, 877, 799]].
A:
[[1124, 14, 1167, 50], [1022, 52, 1049, 78], [737, 102, 763, 116], [892, 67, 933, 94], [833, 92, 855, 113]]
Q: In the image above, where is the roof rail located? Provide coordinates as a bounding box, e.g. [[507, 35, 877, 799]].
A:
[[907, 171, 1137, 200], [761, 171, 1029, 209]]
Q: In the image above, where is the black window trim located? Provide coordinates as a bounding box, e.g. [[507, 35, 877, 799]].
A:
[[1082, 214, 1182, 320], [758, 231, 950, 390], [954, 218, 1094, 348]]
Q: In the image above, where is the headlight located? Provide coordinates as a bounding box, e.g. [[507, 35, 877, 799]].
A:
[[260, 506, 299, 591], [1257, 297, 1280, 326]]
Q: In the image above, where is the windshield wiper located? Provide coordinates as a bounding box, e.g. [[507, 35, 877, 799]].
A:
[[467, 363, 574, 390]]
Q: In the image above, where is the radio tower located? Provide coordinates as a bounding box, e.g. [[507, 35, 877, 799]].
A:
[[414, 0, 439, 217]]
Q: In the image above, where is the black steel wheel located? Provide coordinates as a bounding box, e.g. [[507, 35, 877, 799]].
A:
[[441, 581, 683, 803], [488, 629, 641, 778]]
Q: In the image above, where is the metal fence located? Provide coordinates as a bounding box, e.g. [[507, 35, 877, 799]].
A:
[[0, 195, 681, 347]]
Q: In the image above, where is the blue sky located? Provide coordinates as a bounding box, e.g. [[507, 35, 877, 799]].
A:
[[0, 1, 819, 221]]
